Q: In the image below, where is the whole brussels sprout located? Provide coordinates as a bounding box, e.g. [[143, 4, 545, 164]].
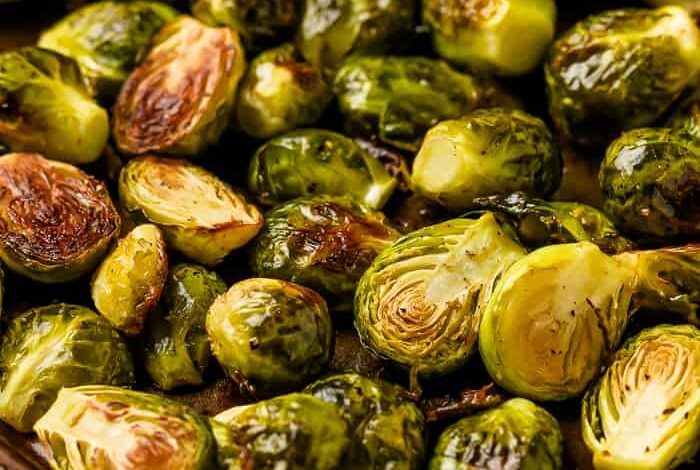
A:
[[113, 15, 246, 158], [207, 278, 333, 395], [251, 195, 398, 311], [248, 129, 397, 209], [355, 213, 527, 384], [429, 398, 563, 470], [37, 1, 177, 101], [91, 224, 168, 335], [142, 263, 227, 391], [0, 304, 134, 432], [582, 324, 700, 470], [423, 0, 556, 76], [34, 385, 217, 469], [0, 47, 109, 164], [412, 108, 561, 211], [119, 156, 263, 266], [0, 153, 120, 283], [306, 373, 426, 469], [545, 6, 700, 148], [214, 393, 350, 470]]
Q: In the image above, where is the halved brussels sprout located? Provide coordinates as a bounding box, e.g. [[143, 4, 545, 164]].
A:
[[0, 304, 134, 432], [306, 373, 426, 469], [113, 15, 246, 157], [355, 213, 527, 384], [248, 129, 397, 209], [213, 393, 350, 470], [545, 6, 700, 147], [0, 153, 120, 283], [429, 398, 563, 470], [423, 0, 556, 76], [142, 263, 227, 391], [0, 47, 109, 164], [250, 195, 399, 311], [119, 156, 263, 266], [582, 324, 700, 470], [34, 385, 217, 469], [207, 278, 333, 395], [37, 1, 177, 101], [412, 108, 561, 211]]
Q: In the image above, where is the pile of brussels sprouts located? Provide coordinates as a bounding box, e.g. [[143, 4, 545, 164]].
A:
[[1, 0, 700, 469]]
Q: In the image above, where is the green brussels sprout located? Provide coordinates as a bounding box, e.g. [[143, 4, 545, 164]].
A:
[[546, 6, 700, 148], [423, 0, 556, 76], [582, 324, 700, 470], [34, 385, 217, 469], [37, 1, 177, 101], [306, 373, 426, 469], [429, 398, 564, 470], [599, 127, 700, 240], [213, 393, 350, 470], [412, 108, 561, 211], [0, 304, 134, 432], [250, 195, 399, 311], [119, 156, 263, 266], [91, 224, 168, 336], [0, 47, 109, 164], [142, 263, 227, 391], [355, 213, 527, 383], [0, 153, 120, 283], [207, 278, 333, 395], [113, 15, 246, 157], [248, 129, 397, 209]]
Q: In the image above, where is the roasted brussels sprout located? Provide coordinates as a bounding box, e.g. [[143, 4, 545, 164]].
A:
[[423, 0, 556, 76], [119, 156, 263, 266], [582, 324, 700, 470], [37, 1, 177, 100], [306, 373, 426, 469], [429, 398, 563, 470], [0, 153, 120, 283], [207, 278, 333, 395], [214, 393, 349, 469], [248, 129, 397, 209], [0, 47, 109, 164], [34, 385, 217, 469], [142, 264, 227, 391], [113, 16, 246, 157], [545, 6, 700, 147], [0, 304, 134, 432], [355, 213, 527, 383], [251, 196, 399, 311], [412, 109, 561, 211]]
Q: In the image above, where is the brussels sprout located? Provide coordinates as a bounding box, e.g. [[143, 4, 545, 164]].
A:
[[423, 0, 556, 76], [429, 398, 564, 470], [119, 156, 263, 266], [37, 1, 177, 100], [545, 6, 700, 147], [34, 385, 217, 469], [599, 127, 700, 240], [355, 213, 527, 383], [142, 264, 227, 390], [0, 304, 134, 432], [207, 278, 333, 395], [412, 109, 561, 211], [582, 324, 700, 470], [214, 393, 350, 470], [113, 15, 246, 157], [306, 373, 426, 469], [248, 129, 397, 209], [0, 47, 109, 164], [0, 153, 120, 283], [250, 195, 399, 311]]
